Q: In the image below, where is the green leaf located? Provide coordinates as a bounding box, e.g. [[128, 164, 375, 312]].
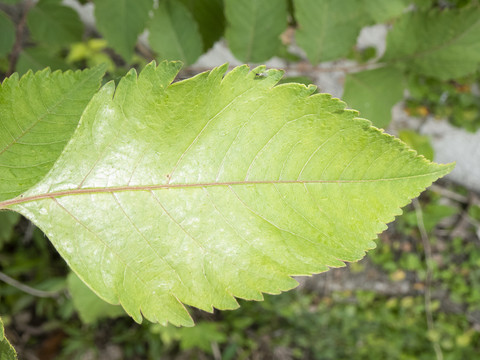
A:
[[403, 202, 457, 233], [178, 0, 225, 52], [293, 0, 366, 63], [361, 0, 409, 23], [148, 0, 203, 65], [411, 0, 436, 11], [382, 8, 480, 80], [0, 10, 15, 58], [399, 130, 434, 161], [0, 65, 106, 202], [2, 62, 453, 326], [27, 0, 84, 47], [151, 321, 227, 353], [343, 66, 405, 128], [225, 0, 288, 63], [15, 46, 70, 76], [278, 75, 315, 89], [179, 322, 227, 352], [94, 0, 153, 61], [0, 211, 20, 248], [0, 317, 16, 360], [67, 272, 125, 324]]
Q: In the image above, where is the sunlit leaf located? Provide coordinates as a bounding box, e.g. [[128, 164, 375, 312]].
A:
[[1, 62, 452, 326]]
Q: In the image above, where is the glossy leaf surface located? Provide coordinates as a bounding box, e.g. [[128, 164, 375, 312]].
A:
[[1, 62, 452, 326]]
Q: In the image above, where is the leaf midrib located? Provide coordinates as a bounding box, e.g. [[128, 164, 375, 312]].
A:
[[0, 169, 448, 209]]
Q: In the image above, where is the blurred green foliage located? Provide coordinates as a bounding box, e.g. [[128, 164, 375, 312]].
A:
[[406, 72, 480, 132], [0, 0, 479, 357]]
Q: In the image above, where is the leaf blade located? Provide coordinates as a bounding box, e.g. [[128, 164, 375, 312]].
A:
[[148, 0, 203, 65], [0, 317, 17, 360], [4, 62, 453, 326], [67, 272, 125, 324], [0, 65, 106, 201], [293, 0, 366, 63], [0, 10, 15, 58], [382, 8, 480, 80], [343, 66, 405, 128], [94, 0, 153, 61], [224, 0, 288, 63], [27, 0, 84, 47], [178, 0, 225, 52], [361, 0, 409, 23]]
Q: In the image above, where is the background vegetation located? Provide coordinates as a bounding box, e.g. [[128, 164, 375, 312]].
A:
[[0, 0, 479, 359]]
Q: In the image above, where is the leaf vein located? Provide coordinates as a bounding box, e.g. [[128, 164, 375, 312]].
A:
[[111, 192, 188, 292]]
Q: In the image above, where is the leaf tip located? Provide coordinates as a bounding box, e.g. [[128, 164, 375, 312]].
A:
[[438, 161, 455, 177], [96, 80, 116, 101], [214, 62, 229, 75], [306, 83, 317, 93], [91, 61, 109, 75]]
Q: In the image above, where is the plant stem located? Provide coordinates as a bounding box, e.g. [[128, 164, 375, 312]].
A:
[[429, 184, 468, 204], [0, 271, 59, 298], [413, 198, 444, 360]]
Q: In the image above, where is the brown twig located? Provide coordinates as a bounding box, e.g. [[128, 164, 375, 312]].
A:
[[6, 0, 33, 76]]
